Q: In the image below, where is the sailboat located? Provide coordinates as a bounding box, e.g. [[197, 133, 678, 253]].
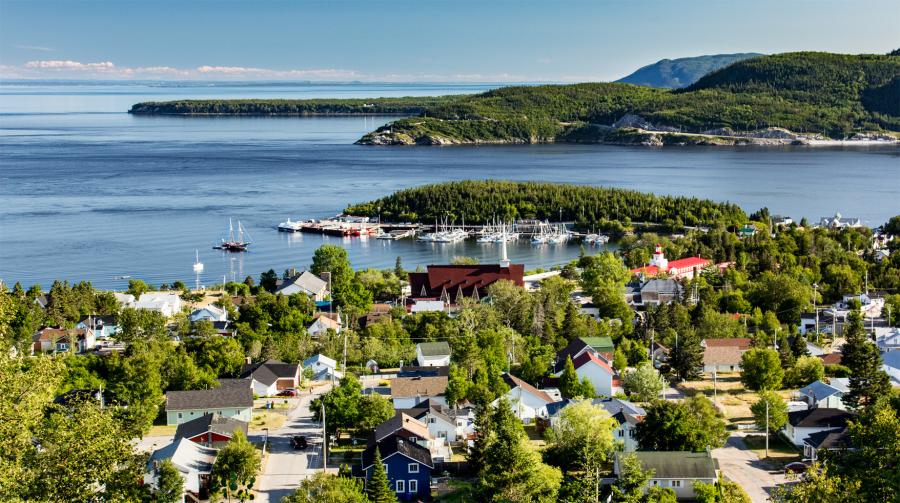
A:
[[214, 218, 252, 252]]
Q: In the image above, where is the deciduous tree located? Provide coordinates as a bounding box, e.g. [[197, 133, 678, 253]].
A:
[[740, 348, 784, 391], [624, 363, 666, 402]]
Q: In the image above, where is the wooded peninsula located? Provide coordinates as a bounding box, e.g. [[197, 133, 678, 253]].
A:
[[129, 52, 900, 145]]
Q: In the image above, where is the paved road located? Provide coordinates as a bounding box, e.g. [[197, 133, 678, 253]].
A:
[[714, 432, 786, 503], [255, 385, 332, 503]]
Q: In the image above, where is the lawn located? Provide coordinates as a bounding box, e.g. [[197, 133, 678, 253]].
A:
[[146, 424, 177, 437], [249, 411, 286, 431], [743, 434, 801, 466], [676, 374, 793, 425]]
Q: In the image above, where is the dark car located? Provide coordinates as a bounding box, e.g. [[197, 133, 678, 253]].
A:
[[291, 435, 307, 450], [784, 462, 809, 474], [277, 389, 299, 397]]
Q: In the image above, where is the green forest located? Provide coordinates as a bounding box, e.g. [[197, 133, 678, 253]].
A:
[[128, 95, 465, 115], [344, 180, 748, 230]]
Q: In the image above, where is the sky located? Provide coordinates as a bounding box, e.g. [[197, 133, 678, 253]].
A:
[[0, 0, 897, 82]]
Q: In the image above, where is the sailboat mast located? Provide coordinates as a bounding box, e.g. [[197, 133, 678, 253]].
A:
[[229, 218, 234, 242]]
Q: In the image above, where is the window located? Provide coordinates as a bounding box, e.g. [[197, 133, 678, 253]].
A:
[[651, 480, 658, 486], [671, 480, 681, 488], [429, 417, 436, 424], [409, 480, 418, 493], [395, 480, 405, 493], [382, 463, 388, 474], [178, 412, 182, 419], [408, 463, 419, 473]]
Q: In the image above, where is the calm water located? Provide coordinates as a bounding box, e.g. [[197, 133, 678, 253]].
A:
[[1, 82, 898, 290]]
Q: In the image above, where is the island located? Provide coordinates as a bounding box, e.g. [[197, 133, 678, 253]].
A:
[[130, 51, 900, 146]]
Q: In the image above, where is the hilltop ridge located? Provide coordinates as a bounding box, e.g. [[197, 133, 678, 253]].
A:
[[615, 53, 763, 88]]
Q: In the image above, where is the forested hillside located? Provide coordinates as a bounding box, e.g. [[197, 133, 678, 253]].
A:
[[615, 53, 762, 88], [128, 95, 465, 115]]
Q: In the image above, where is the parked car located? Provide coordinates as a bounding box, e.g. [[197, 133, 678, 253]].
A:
[[277, 389, 299, 397], [291, 435, 307, 450], [785, 462, 809, 474]]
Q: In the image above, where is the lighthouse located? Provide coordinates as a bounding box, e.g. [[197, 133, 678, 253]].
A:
[[649, 244, 668, 272]]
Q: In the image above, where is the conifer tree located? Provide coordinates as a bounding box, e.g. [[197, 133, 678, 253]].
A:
[[777, 332, 795, 368], [559, 356, 581, 398], [791, 331, 810, 358], [669, 329, 703, 380], [365, 448, 396, 503], [842, 302, 891, 409]]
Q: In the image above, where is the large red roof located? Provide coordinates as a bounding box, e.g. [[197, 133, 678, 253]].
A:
[[409, 263, 524, 300], [573, 351, 614, 375], [667, 257, 711, 270]]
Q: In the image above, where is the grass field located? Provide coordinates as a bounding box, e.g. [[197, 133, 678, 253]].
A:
[[743, 434, 801, 466], [250, 411, 286, 431], [146, 424, 177, 437], [676, 374, 794, 424]]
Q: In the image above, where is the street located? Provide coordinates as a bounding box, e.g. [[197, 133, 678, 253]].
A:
[[254, 384, 332, 503], [713, 432, 787, 503]]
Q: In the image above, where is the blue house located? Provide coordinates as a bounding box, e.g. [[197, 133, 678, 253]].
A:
[[362, 434, 432, 500]]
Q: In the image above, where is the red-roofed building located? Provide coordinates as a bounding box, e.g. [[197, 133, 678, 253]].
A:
[[631, 244, 711, 280], [564, 351, 615, 397], [408, 263, 524, 309]]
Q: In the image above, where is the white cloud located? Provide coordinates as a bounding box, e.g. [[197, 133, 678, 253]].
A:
[[1, 59, 590, 82], [13, 44, 56, 52]]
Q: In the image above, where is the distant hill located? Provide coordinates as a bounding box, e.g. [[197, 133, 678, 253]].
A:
[[615, 53, 763, 88]]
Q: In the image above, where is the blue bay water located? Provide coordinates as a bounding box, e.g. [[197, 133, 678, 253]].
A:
[[0, 82, 898, 290]]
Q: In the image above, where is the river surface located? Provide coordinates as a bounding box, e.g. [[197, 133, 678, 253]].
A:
[[1, 82, 898, 290]]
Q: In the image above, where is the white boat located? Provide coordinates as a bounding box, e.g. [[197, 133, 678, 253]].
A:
[[278, 218, 304, 232]]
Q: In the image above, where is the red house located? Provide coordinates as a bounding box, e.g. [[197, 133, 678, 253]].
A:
[[173, 413, 249, 449]]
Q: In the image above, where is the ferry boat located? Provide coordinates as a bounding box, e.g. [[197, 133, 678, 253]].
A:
[[214, 219, 252, 252], [278, 218, 304, 232]]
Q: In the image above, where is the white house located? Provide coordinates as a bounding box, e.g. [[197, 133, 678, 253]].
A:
[[402, 400, 465, 442], [410, 300, 446, 313], [303, 353, 343, 381], [276, 271, 329, 301], [555, 351, 615, 397], [795, 379, 850, 410], [595, 398, 646, 452], [145, 437, 217, 501], [614, 451, 719, 500], [493, 373, 555, 424], [882, 350, 900, 387], [239, 359, 300, 396], [819, 213, 862, 229], [189, 305, 228, 323], [165, 385, 254, 425], [76, 315, 120, 340], [132, 292, 183, 317], [782, 408, 854, 447], [415, 341, 451, 367], [876, 327, 900, 352], [802, 427, 851, 462], [307, 314, 341, 337]]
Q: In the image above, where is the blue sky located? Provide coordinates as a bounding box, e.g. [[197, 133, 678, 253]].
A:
[[1, 0, 897, 82]]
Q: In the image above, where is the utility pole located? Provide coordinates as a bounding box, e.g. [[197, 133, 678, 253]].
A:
[[713, 371, 717, 405], [765, 399, 770, 458], [322, 402, 327, 473], [814, 283, 819, 344], [340, 307, 347, 374]]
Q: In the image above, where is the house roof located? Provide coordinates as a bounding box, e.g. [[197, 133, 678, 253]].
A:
[[640, 279, 681, 295], [77, 315, 117, 328], [703, 346, 744, 366], [397, 366, 450, 377], [276, 271, 328, 296], [408, 263, 525, 300], [417, 341, 451, 357], [787, 408, 854, 428], [174, 413, 249, 441], [501, 372, 553, 403], [372, 412, 433, 444], [148, 437, 218, 475], [239, 359, 298, 386], [581, 336, 615, 353], [361, 434, 433, 469], [309, 315, 341, 331], [819, 352, 843, 365], [593, 398, 646, 426], [573, 351, 614, 374], [390, 376, 448, 399], [303, 353, 337, 369], [702, 338, 752, 349], [804, 428, 851, 450], [166, 385, 253, 411], [620, 451, 718, 479], [797, 380, 844, 401]]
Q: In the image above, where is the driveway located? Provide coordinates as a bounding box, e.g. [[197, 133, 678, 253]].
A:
[[254, 384, 332, 503], [713, 432, 787, 503]]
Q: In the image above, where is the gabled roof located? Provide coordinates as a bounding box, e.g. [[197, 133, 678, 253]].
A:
[[787, 408, 854, 428], [390, 376, 448, 399], [361, 434, 433, 469], [703, 346, 744, 366], [174, 413, 249, 441], [819, 352, 843, 365], [554, 338, 593, 372], [417, 341, 451, 357], [501, 372, 553, 403], [148, 437, 218, 475], [240, 359, 298, 386], [303, 353, 337, 369], [619, 451, 717, 479], [77, 315, 117, 328], [702, 338, 752, 349], [309, 315, 341, 330], [408, 264, 525, 300], [797, 380, 844, 401], [804, 427, 851, 450], [573, 351, 615, 374], [277, 271, 328, 296], [372, 412, 433, 444], [166, 385, 253, 411], [593, 397, 646, 426]]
